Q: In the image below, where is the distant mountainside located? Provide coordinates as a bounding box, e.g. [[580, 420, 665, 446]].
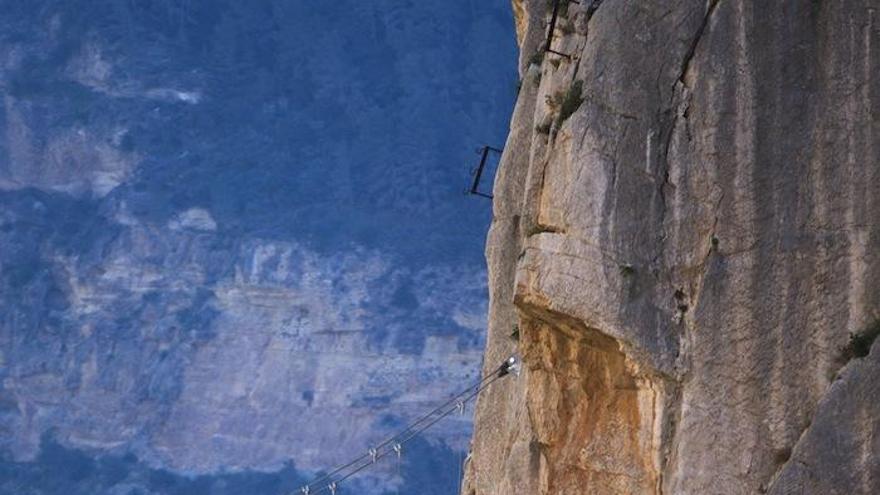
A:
[[0, 1, 518, 493]]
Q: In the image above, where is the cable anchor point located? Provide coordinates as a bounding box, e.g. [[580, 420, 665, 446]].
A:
[[499, 354, 522, 377]]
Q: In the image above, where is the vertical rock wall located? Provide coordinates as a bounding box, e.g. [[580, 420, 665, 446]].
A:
[[464, 1, 880, 493]]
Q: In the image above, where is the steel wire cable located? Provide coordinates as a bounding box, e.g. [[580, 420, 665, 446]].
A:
[[298, 361, 506, 491], [305, 372, 506, 495], [295, 356, 517, 495]]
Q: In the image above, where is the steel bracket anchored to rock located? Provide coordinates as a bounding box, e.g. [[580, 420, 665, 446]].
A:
[[468, 145, 503, 199], [544, 0, 581, 59]]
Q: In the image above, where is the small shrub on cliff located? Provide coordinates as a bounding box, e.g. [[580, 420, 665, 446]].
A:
[[841, 319, 880, 361], [535, 121, 552, 135], [529, 51, 544, 67], [554, 80, 584, 127], [558, 0, 570, 17], [545, 0, 567, 15], [557, 18, 575, 35]]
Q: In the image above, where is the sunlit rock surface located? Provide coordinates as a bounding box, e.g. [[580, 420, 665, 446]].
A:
[[464, 1, 880, 494], [0, 1, 517, 493]]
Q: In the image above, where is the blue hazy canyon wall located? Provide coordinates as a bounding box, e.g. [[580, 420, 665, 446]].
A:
[[0, 1, 517, 493]]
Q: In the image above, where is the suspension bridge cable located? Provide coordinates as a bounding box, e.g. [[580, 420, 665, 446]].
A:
[[299, 363, 510, 494], [305, 370, 507, 495], [295, 355, 519, 495], [298, 359, 510, 492]]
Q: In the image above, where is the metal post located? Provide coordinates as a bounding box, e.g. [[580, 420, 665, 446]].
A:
[[545, 0, 574, 58], [545, 0, 562, 51], [469, 145, 502, 199]]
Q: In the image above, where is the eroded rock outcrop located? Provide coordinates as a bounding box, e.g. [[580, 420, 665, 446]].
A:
[[464, 1, 880, 493]]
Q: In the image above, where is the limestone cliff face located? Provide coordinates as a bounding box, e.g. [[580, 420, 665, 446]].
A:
[[464, 1, 880, 494]]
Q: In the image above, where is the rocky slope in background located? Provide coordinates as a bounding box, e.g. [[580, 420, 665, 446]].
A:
[[463, 1, 880, 494], [0, 1, 518, 493]]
